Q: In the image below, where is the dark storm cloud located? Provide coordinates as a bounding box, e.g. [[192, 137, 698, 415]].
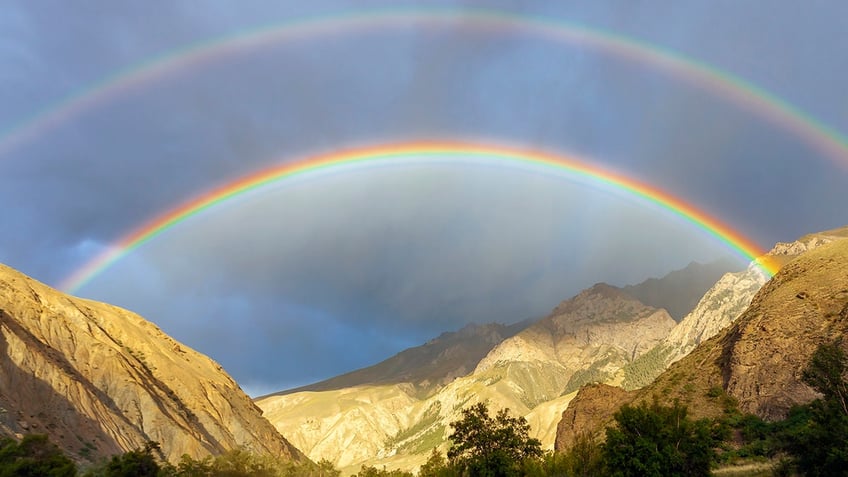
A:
[[1, 0, 846, 393]]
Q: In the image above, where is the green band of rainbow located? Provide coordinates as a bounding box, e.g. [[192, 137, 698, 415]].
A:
[[2, 9, 847, 169], [60, 141, 777, 294]]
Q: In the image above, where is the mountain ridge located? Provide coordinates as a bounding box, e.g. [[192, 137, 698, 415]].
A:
[[0, 263, 306, 464], [555, 228, 848, 450]]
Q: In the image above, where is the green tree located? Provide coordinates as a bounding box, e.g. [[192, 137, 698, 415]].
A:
[[447, 402, 542, 477], [352, 464, 412, 477], [602, 399, 718, 477], [0, 434, 77, 477], [787, 341, 848, 476], [802, 341, 848, 414], [83, 441, 162, 477], [418, 449, 456, 477]]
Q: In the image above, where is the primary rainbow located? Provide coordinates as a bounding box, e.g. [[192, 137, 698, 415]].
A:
[[2, 9, 847, 169], [60, 141, 778, 294]]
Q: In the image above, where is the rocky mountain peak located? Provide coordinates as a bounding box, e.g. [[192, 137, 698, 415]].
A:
[[0, 263, 305, 464]]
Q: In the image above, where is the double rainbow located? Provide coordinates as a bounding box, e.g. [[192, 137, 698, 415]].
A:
[[60, 142, 778, 294]]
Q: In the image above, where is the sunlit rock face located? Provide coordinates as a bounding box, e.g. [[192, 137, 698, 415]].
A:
[[555, 229, 848, 450], [620, 266, 767, 390], [258, 282, 675, 473], [0, 263, 306, 464], [620, 225, 848, 391]]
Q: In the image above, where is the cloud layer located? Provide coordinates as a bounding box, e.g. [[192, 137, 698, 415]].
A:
[[1, 0, 846, 393]]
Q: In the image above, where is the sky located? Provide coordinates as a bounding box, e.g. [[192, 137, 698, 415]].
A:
[[1, 1, 847, 396]]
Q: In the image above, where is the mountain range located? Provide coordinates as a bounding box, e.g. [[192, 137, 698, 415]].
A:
[[254, 258, 741, 472], [0, 225, 845, 474]]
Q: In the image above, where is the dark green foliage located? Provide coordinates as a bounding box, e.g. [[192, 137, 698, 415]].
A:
[[417, 449, 457, 477], [352, 464, 413, 477], [523, 434, 603, 477], [0, 434, 77, 477], [802, 341, 848, 413], [166, 450, 339, 477], [84, 441, 163, 477], [602, 399, 720, 477], [784, 342, 848, 476], [711, 342, 848, 475], [447, 402, 542, 477]]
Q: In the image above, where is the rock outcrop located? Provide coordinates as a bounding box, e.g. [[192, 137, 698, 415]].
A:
[[554, 383, 632, 450], [0, 263, 305, 463]]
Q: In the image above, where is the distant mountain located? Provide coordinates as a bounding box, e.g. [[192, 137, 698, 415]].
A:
[[555, 229, 848, 450], [268, 320, 534, 398], [257, 282, 674, 473], [0, 264, 305, 464], [623, 258, 741, 321]]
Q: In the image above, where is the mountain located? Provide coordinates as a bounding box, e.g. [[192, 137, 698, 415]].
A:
[[555, 229, 848, 450], [622, 258, 740, 321], [0, 263, 305, 464], [621, 264, 767, 390], [257, 282, 675, 473], [474, 283, 675, 396], [269, 320, 533, 398], [619, 227, 848, 390]]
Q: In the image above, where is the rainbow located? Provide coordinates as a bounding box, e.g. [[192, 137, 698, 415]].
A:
[[1, 9, 847, 168], [60, 141, 778, 294]]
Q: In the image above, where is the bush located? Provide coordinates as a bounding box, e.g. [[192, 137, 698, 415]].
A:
[[602, 399, 720, 477], [0, 434, 77, 477]]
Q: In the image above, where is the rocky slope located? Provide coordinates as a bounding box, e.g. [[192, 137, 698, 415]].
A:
[[621, 264, 767, 389], [555, 230, 848, 450], [0, 263, 305, 463], [271, 320, 533, 398], [619, 226, 848, 390], [257, 283, 675, 472]]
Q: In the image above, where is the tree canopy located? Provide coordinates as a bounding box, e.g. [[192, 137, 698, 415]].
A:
[[602, 399, 719, 477], [447, 402, 542, 477]]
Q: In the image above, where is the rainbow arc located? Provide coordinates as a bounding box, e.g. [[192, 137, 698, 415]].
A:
[[61, 141, 778, 294]]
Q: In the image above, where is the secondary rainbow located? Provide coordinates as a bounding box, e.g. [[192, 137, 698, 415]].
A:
[[60, 142, 778, 294], [2, 9, 847, 169]]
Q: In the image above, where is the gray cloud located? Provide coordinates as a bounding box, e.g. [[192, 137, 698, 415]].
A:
[[1, 0, 846, 393]]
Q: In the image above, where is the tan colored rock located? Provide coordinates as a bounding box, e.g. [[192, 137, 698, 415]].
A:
[[555, 230, 848, 451], [722, 238, 848, 419], [554, 384, 632, 450], [260, 283, 675, 472], [0, 263, 305, 463]]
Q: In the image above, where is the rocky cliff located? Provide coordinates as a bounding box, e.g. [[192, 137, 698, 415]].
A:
[[621, 265, 767, 389], [555, 230, 848, 450], [619, 226, 848, 390], [0, 263, 305, 463]]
